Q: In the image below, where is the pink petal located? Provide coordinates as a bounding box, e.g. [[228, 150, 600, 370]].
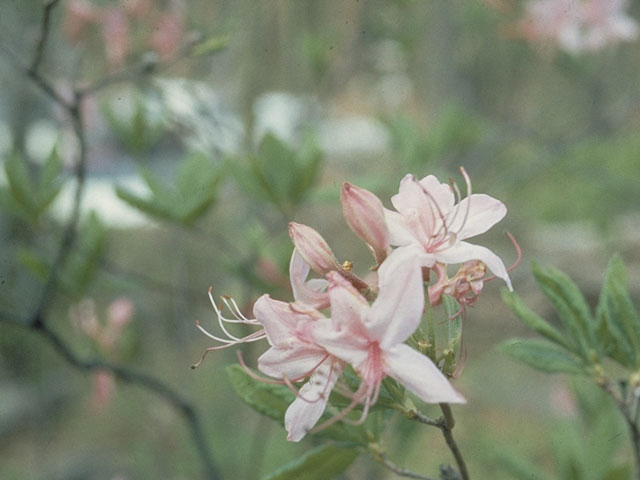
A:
[[257, 345, 327, 380], [312, 318, 370, 368], [447, 194, 507, 240], [326, 272, 369, 331], [289, 249, 330, 309], [367, 249, 425, 347], [434, 241, 512, 290], [285, 361, 343, 441], [384, 344, 465, 404], [253, 295, 316, 347], [289, 222, 341, 275]]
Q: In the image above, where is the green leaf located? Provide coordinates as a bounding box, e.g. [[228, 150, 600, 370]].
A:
[[494, 451, 553, 480], [596, 254, 640, 368], [190, 35, 229, 57], [225, 365, 368, 444], [62, 212, 106, 295], [532, 261, 595, 358], [502, 289, 574, 351], [443, 295, 462, 353], [499, 339, 585, 374], [261, 443, 359, 480]]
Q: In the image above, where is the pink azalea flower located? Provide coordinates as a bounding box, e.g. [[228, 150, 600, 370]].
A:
[[384, 168, 512, 290], [312, 253, 465, 426], [253, 296, 343, 441]]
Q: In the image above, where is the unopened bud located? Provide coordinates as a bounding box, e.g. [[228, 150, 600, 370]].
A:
[[341, 182, 390, 265], [289, 222, 341, 275]]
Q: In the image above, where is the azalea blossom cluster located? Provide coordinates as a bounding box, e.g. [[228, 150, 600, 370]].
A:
[[196, 169, 515, 441]]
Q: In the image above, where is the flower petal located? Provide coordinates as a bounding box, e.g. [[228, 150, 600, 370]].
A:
[[253, 295, 317, 347], [285, 361, 343, 442], [384, 344, 465, 404], [435, 241, 512, 290], [418, 175, 455, 211], [447, 194, 507, 240], [367, 248, 425, 347], [383, 208, 418, 247], [326, 271, 369, 331], [257, 345, 327, 380], [289, 249, 330, 309], [312, 318, 370, 368]]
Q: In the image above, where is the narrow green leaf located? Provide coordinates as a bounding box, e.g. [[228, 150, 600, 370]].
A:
[[17, 247, 50, 281], [499, 339, 585, 374], [495, 451, 553, 480], [257, 133, 297, 206], [62, 212, 106, 295], [5, 154, 38, 216], [190, 35, 229, 57], [502, 289, 574, 351], [114, 185, 175, 221], [532, 261, 595, 358], [261, 443, 359, 480], [596, 254, 640, 367], [443, 295, 462, 352]]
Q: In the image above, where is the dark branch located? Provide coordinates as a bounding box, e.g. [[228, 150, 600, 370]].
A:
[[374, 453, 438, 480], [0, 314, 221, 480], [29, 0, 62, 74]]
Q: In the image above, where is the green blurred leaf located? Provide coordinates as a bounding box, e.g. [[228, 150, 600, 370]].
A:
[[596, 254, 640, 368], [62, 212, 106, 295], [17, 247, 50, 281], [190, 35, 229, 57], [261, 443, 359, 480], [499, 339, 585, 374], [115, 155, 224, 225], [532, 261, 595, 359], [226, 365, 368, 444], [443, 295, 462, 353], [494, 451, 553, 480], [502, 289, 574, 351]]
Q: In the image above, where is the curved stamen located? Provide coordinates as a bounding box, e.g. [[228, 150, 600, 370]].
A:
[[418, 179, 450, 249], [222, 296, 259, 324], [452, 166, 473, 237], [483, 231, 522, 283]]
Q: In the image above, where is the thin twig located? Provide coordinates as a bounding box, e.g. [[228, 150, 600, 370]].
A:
[[29, 0, 62, 74]]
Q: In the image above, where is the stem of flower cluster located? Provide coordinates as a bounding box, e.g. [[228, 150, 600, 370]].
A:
[[439, 404, 469, 480], [599, 378, 640, 480]]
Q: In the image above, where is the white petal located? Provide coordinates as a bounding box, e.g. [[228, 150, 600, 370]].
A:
[[326, 271, 369, 331], [447, 194, 507, 240], [434, 241, 512, 290], [367, 248, 425, 348], [258, 345, 327, 380], [285, 361, 343, 442], [384, 344, 465, 404], [418, 175, 455, 211], [383, 208, 419, 247]]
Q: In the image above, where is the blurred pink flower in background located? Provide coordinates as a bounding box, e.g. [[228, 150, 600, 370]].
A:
[[518, 0, 638, 53], [149, 0, 185, 59], [102, 7, 131, 68], [64, 0, 98, 43]]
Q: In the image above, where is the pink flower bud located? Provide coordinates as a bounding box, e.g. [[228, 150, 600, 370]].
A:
[[341, 182, 390, 265], [289, 222, 341, 275]]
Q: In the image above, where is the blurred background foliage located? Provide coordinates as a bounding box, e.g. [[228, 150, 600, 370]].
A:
[[1, 0, 640, 479]]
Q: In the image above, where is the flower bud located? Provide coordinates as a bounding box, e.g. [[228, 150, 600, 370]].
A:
[[289, 222, 341, 275], [341, 182, 390, 265]]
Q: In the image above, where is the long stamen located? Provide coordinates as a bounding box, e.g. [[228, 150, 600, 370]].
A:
[[453, 166, 473, 237], [223, 296, 258, 324], [418, 180, 450, 247], [483, 231, 522, 283]]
